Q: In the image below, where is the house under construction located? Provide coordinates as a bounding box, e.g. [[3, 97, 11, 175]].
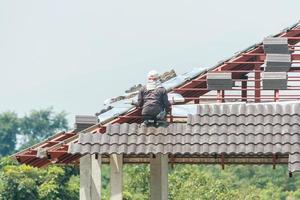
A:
[[12, 21, 300, 200]]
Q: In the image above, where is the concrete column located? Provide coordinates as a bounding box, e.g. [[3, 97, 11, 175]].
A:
[[80, 155, 92, 200], [110, 154, 123, 200], [80, 154, 102, 200], [91, 154, 101, 200], [150, 154, 168, 200]]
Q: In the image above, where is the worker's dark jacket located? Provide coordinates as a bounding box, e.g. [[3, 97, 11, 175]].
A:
[[137, 86, 170, 116]]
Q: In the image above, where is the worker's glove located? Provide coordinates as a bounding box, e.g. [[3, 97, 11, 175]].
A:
[[156, 110, 166, 120]]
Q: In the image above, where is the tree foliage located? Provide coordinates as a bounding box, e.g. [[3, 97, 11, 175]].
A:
[[20, 108, 68, 142], [99, 164, 300, 200], [0, 158, 79, 200], [2, 160, 300, 200], [0, 108, 68, 156], [0, 112, 19, 156]]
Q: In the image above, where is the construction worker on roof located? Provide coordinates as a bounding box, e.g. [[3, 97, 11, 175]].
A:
[[136, 70, 171, 126]]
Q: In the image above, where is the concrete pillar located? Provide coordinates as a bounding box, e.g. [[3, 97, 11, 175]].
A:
[[110, 154, 123, 200], [80, 154, 101, 200], [80, 155, 91, 200], [150, 154, 168, 200], [91, 154, 101, 200]]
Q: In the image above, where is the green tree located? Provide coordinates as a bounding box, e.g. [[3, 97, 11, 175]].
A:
[[65, 175, 80, 200], [0, 161, 42, 199], [260, 182, 285, 200], [0, 157, 80, 200], [0, 108, 68, 156], [0, 112, 19, 156], [123, 165, 149, 200], [169, 165, 239, 200], [19, 107, 68, 150], [39, 166, 66, 200], [2, 158, 300, 200]]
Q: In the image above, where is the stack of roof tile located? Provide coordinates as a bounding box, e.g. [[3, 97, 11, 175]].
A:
[[263, 37, 289, 54], [262, 37, 291, 89], [262, 72, 287, 90], [206, 72, 233, 90]]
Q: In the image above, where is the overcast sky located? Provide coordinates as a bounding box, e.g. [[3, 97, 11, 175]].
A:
[[1, 0, 300, 124]]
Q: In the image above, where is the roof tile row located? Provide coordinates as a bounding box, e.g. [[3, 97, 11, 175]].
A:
[[68, 102, 300, 173]]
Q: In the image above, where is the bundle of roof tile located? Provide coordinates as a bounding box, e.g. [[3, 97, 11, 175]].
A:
[[262, 37, 290, 89], [74, 115, 98, 131], [206, 72, 233, 90]]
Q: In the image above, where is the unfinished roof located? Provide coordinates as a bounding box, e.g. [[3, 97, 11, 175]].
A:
[[68, 102, 300, 173], [13, 20, 300, 168]]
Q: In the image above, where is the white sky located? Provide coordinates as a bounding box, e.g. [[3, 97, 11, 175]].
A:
[[0, 0, 300, 124]]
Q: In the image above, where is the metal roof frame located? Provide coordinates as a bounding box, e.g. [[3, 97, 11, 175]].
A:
[[13, 21, 300, 168]]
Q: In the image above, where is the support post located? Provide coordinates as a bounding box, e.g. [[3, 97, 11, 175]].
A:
[[254, 64, 261, 102], [80, 154, 102, 200], [217, 90, 221, 103], [274, 89, 279, 102], [150, 154, 168, 200], [91, 154, 101, 200], [169, 107, 173, 123], [80, 155, 91, 200], [194, 98, 200, 104], [241, 76, 248, 102], [221, 90, 225, 103], [110, 154, 123, 200]]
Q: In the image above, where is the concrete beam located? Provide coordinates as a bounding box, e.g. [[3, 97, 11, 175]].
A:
[[150, 154, 168, 200], [80, 154, 102, 200], [110, 154, 123, 200]]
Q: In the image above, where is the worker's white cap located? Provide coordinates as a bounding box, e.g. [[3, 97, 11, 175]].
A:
[[147, 70, 159, 79]]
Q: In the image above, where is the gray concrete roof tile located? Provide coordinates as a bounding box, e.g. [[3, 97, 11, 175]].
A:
[[68, 102, 300, 173]]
